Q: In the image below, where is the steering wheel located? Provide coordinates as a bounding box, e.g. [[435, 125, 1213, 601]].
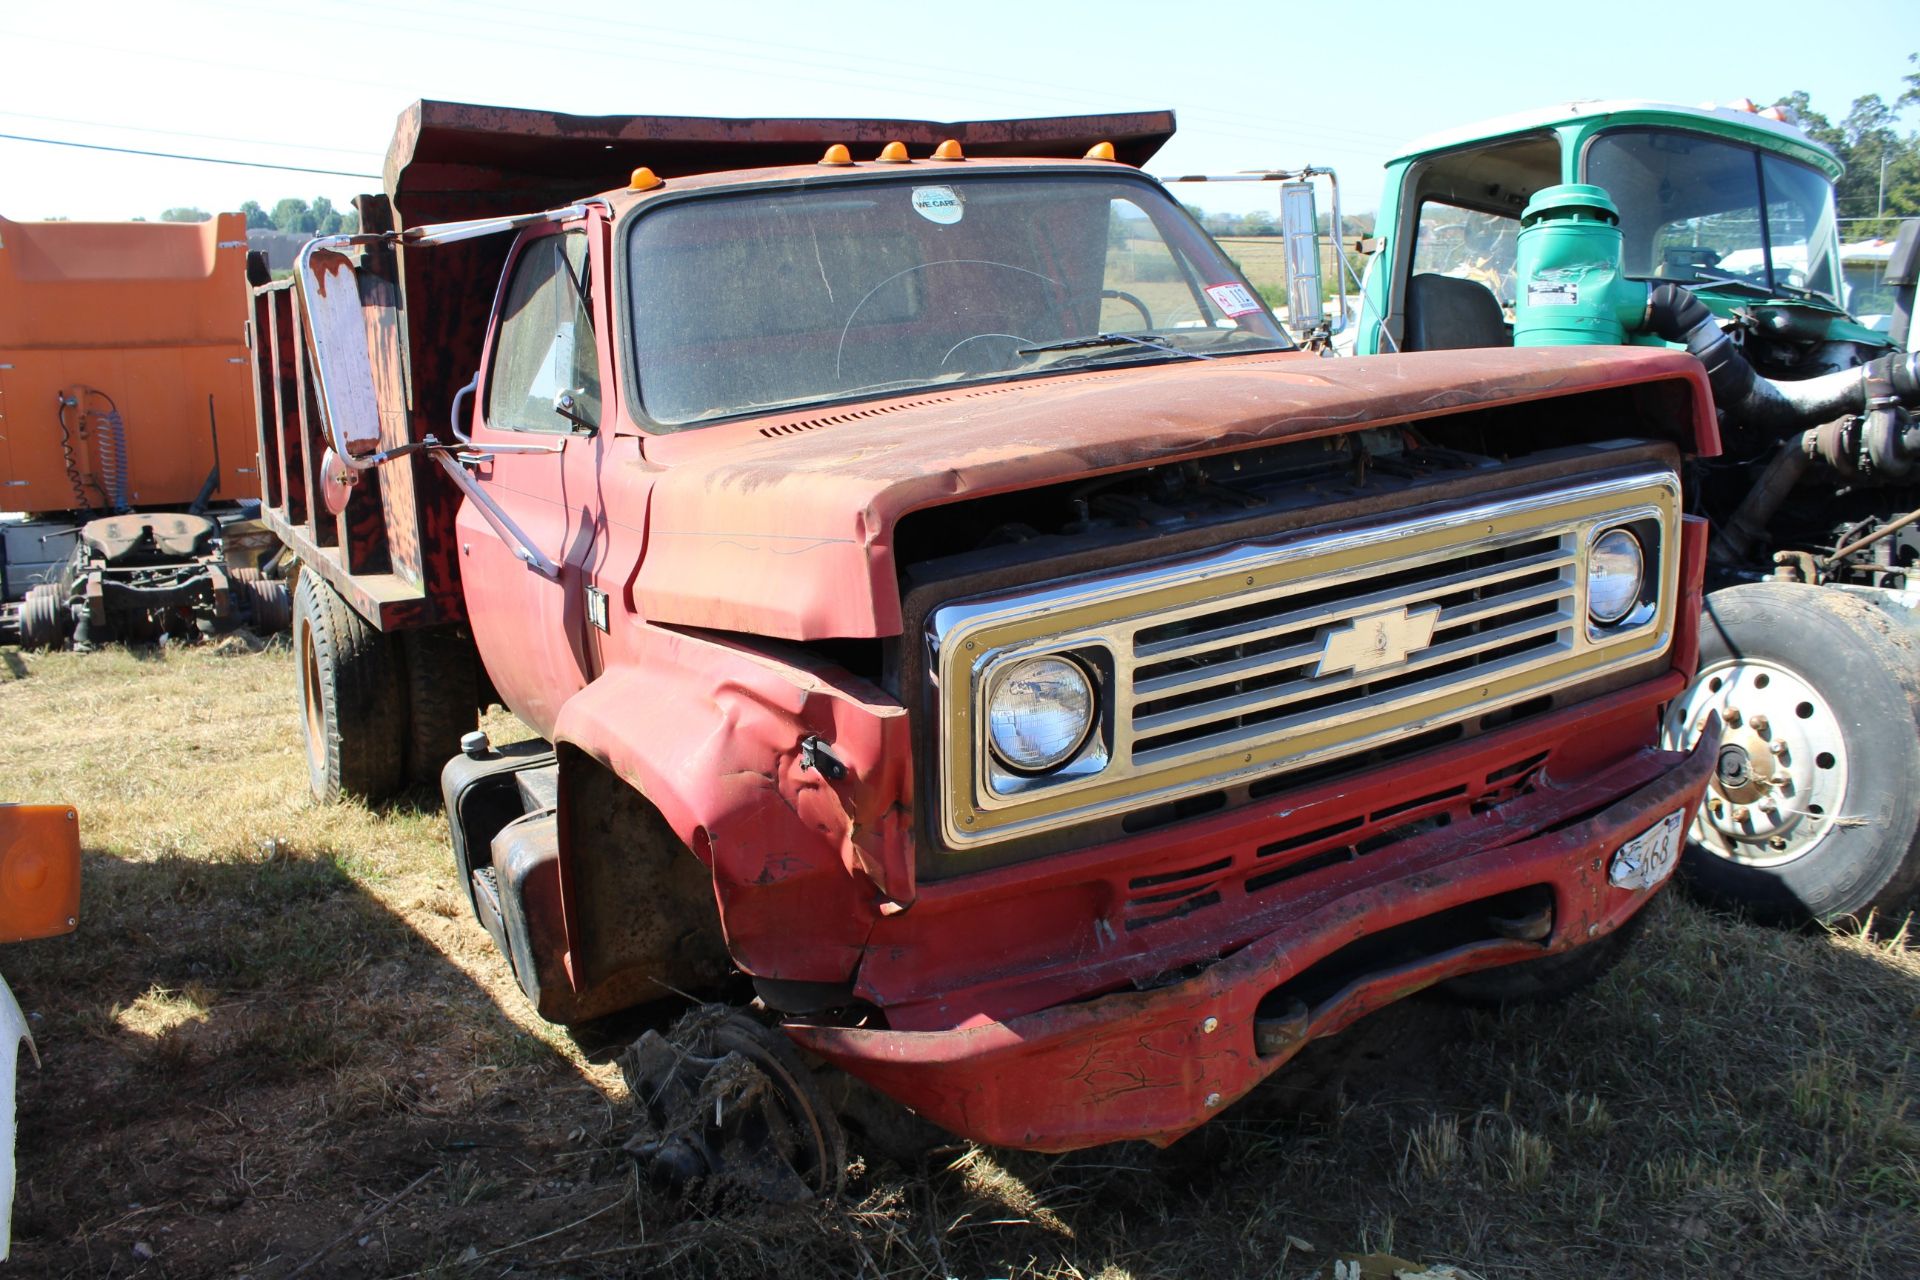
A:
[[1100, 288, 1154, 329], [834, 259, 1063, 380]]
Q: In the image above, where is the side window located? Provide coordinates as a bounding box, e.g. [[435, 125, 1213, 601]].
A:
[[1412, 202, 1520, 314], [485, 231, 600, 433]]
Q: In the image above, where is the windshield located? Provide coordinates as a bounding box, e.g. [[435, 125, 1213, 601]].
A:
[[1586, 128, 1841, 306], [624, 173, 1290, 426]]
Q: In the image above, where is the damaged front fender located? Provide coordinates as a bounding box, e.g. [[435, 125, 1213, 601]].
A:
[[551, 625, 913, 984]]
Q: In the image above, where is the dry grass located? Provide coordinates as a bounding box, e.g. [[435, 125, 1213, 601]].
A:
[[3, 642, 1918, 1278]]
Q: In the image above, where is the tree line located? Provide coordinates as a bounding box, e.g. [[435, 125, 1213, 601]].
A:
[[156, 197, 358, 234], [1774, 55, 1920, 237]]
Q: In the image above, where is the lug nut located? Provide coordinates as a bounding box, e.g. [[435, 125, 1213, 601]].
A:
[[1751, 714, 1770, 736], [1731, 806, 1750, 823], [1768, 836, 1789, 851], [1200, 1017, 1219, 1035], [1770, 740, 1788, 757]]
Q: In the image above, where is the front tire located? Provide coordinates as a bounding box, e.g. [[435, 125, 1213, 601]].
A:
[[293, 570, 406, 802], [1661, 583, 1920, 926]]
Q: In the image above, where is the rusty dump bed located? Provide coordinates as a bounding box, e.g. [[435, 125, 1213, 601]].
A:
[[252, 101, 1177, 629], [0, 214, 257, 515]]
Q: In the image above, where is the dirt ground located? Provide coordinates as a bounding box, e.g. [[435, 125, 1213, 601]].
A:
[[3, 641, 1918, 1279]]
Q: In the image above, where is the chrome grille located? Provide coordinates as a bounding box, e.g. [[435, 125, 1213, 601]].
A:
[[1130, 534, 1575, 765], [932, 466, 1681, 848]]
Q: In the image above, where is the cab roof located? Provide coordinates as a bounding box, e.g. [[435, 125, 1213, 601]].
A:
[[1390, 99, 1842, 178]]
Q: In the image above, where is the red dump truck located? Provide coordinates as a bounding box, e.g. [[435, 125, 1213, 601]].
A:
[[254, 100, 1721, 1189]]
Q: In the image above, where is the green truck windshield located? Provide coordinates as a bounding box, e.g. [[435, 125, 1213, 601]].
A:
[[624, 173, 1290, 426], [1587, 129, 1841, 305]]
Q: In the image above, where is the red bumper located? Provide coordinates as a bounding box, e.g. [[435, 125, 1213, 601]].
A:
[[788, 723, 1719, 1152]]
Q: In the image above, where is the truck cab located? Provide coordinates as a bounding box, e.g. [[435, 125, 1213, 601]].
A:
[[255, 102, 1723, 1178], [1350, 99, 1920, 928]]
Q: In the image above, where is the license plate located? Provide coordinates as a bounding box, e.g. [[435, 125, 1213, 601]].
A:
[[1609, 810, 1686, 890]]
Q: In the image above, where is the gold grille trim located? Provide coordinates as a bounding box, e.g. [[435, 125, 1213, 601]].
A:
[[931, 467, 1681, 848]]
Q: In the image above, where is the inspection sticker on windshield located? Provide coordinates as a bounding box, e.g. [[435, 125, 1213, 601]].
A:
[[911, 185, 964, 225], [1528, 281, 1579, 307], [1205, 282, 1262, 317], [1608, 809, 1686, 891]]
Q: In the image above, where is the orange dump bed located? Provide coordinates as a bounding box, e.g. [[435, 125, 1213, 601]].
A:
[[0, 214, 257, 514]]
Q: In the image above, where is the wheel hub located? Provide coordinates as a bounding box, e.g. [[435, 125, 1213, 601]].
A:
[[1661, 657, 1849, 868]]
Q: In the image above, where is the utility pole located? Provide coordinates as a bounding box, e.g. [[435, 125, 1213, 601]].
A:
[[1880, 152, 1890, 220]]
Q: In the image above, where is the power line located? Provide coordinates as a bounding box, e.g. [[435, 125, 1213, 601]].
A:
[[0, 108, 383, 158], [0, 131, 380, 179]]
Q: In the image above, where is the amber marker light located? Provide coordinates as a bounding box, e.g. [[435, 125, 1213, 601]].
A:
[[819, 144, 854, 166], [627, 167, 663, 191], [931, 139, 965, 161], [1084, 141, 1116, 161], [876, 140, 910, 163]]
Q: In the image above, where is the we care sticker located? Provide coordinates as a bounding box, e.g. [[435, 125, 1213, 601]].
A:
[[911, 185, 964, 225], [1205, 282, 1263, 317]]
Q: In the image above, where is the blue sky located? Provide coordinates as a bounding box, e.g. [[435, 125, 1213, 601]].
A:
[[3, 0, 1915, 222]]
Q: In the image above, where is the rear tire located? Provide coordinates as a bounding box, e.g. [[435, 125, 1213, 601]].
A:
[[402, 627, 480, 786], [1662, 583, 1920, 926], [293, 569, 406, 802]]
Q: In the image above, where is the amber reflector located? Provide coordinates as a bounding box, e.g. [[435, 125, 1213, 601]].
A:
[[628, 167, 662, 191], [876, 141, 909, 163], [819, 144, 853, 166], [931, 139, 965, 161], [1084, 141, 1116, 161]]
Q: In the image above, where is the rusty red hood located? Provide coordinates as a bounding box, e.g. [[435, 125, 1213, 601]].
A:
[[634, 346, 1714, 640]]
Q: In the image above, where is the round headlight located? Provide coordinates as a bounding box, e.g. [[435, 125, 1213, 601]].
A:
[[987, 656, 1096, 772], [1589, 528, 1646, 625]]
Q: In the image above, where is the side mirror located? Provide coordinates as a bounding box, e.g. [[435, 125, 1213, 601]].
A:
[[1280, 181, 1325, 340], [0, 804, 80, 943]]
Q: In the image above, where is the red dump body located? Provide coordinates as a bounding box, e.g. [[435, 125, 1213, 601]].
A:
[[256, 101, 1721, 1151]]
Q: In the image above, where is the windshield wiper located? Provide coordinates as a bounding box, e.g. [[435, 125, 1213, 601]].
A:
[[1017, 332, 1214, 362]]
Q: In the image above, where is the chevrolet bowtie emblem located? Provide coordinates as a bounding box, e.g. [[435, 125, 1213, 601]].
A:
[[1314, 605, 1440, 678]]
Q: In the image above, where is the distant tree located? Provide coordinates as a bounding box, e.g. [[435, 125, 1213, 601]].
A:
[[271, 197, 317, 234], [1241, 209, 1277, 236], [159, 207, 211, 222], [1775, 56, 1920, 233], [238, 200, 273, 230]]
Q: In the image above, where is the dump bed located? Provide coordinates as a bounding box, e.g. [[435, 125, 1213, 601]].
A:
[[0, 214, 257, 514], [251, 101, 1176, 629]]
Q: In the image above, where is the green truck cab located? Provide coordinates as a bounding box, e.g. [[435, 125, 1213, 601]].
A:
[[1350, 99, 1920, 926]]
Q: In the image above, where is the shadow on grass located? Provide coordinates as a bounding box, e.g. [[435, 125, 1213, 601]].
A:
[[5, 839, 633, 1280], [8, 840, 1918, 1280]]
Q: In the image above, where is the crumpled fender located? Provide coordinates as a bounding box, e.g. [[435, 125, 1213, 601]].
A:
[[551, 624, 913, 982]]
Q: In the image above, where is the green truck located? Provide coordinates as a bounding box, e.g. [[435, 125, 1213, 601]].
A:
[[1341, 99, 1920, 926]]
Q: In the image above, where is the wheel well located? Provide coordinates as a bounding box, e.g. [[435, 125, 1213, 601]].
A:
[[556, 747, 734, 1008]]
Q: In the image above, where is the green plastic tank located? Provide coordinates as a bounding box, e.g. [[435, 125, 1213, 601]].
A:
[[1513, 184, 1649, 346]]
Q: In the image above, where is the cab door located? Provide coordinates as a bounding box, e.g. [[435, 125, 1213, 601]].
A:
[[457, 224, 607, 734]]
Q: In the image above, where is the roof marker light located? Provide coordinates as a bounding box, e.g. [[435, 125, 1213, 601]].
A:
[[819, 144, 853, 166], [876, 141, 910, 163], [1084, 141, 1116, 161], [931, 138, 965, 161], [627, 167, 662, 191]]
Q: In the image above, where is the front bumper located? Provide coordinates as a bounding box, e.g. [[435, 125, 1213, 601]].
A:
[[788, 719, 1719, 1152]]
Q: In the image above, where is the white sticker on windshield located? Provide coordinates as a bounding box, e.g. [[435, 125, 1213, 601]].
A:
[[911, 186, 964, 225], [1205, 282, 1262, 317]]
